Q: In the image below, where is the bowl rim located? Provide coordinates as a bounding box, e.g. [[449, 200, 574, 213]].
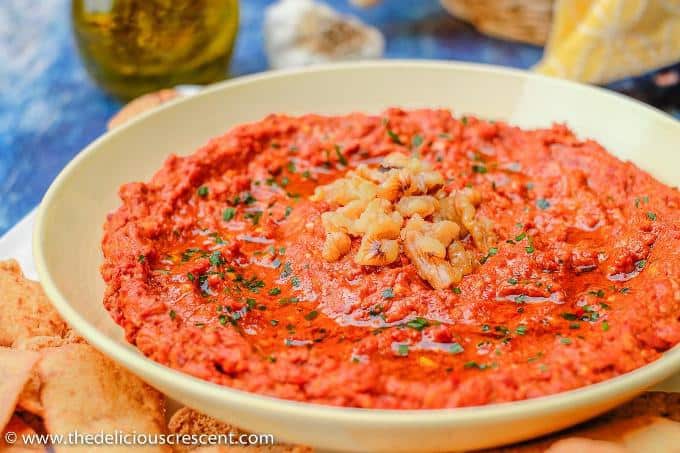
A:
[[33, 60, 680, 424]]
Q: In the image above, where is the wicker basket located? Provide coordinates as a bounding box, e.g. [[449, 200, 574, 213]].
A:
[[440, 0, 553, 46]]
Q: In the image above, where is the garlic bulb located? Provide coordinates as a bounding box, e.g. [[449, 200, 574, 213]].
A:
[[264, 0, 385, 69]]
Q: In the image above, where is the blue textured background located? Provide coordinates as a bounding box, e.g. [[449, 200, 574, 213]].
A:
[[1, 0, 678, 235]]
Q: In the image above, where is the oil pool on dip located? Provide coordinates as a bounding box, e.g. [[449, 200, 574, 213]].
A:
[[102, 109, 680, 409]]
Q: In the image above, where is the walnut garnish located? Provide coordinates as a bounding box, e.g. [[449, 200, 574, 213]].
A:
[[311, 151, 495, 289], [437, 187, 496, 252], [322, 232, 352, 261], [396, 195, 438, 218], [355, 237, 399, 266], [403, 230, 455, 289]]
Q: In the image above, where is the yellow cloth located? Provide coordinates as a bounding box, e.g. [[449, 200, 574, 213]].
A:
[[535, 0, 680, 84]]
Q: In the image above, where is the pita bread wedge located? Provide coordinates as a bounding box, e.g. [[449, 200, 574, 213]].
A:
[[0, 348, 40, 432], [168, 408, 311, 453], [0, 415, 46, 452], [12, 335, 83, 416], [0, 260, 68, 346], [37, 344, 169, 452], [546, 417, 680, 453]]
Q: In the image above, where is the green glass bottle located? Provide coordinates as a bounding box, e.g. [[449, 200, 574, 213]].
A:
[[72, 0, 239, 100]]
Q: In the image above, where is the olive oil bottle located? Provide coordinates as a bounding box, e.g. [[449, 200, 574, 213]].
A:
[[72, 0, 239, 100]]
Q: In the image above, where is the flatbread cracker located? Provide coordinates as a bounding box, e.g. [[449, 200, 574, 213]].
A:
[[37, 344, 169, 452], [546, 417, 680, 452], [0, 260, 69, 346], [168, 408, 311, 453], [0, 348, 40, 432], [13, 336, 82, 416]]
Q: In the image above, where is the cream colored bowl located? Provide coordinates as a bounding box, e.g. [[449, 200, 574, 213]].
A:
[[34, 61, 680, 452]]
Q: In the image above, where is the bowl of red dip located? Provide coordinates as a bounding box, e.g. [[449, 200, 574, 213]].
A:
[[34, 61, 680, 452]]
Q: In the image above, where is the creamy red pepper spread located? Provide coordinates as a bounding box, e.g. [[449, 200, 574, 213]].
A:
[[102, 109, 680, 409]]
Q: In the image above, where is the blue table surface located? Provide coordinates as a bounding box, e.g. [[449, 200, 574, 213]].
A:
[[1, 0, 678, 236]]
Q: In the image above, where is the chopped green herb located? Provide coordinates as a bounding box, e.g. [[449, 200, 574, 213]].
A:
[[137, 254, 146, 263], [411, 134, 424, 149], [449, 342, 464, 354], [381, 288, 395, 299], [270, 319, 279, 326], [559, 337, 572, 345], [635, 259, 647, 271], [238, 275, 265, 292], [569, 322, 580, 329], [481, 324, 490, 332], [514, 232, 526, 242], [246, 298, 257, 309], [472, 164, 488, 174], [561, 312, 578, 321], [244, 210, 263, 225], [480, 246, 499, 264], [588, 289, 605, 298], [223, 207, 236, 221], [461, 116, 468, 126], [169, 310, 176, 320], [507, 277, 518, 285], [287, 161, 297, 173], [406, 317, 429, 331], [397, 344, 409, 356], [268, 287, 282, 296], [187, 272, 195, 282], [181, 248, 202, 262], [208, 232, 225, 244], [334, 145, 348, 166], [515, 325, 528, 335], [634, 195, 649, 208], [536, 198, 550, 210], [602, 321, 610, 331], [525, 237, 535, 254], [219, 315, 228, 326], [284, 206, 293, 217], [279, 297, 299, 305], [514, 294, 528, 303], [243, 193, 256, 205], [280, 262, 293, 279], [305, 310, 319, 321], [386, 124, 404, 145], [197, 186, 209, 197], [646, 211, 657, 221], [209, 251, 224, 266], [452, 287, 462, 295], [302, 170, 311, 179], [495, 325, 510, 336], [280, 176, 289, 187]]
